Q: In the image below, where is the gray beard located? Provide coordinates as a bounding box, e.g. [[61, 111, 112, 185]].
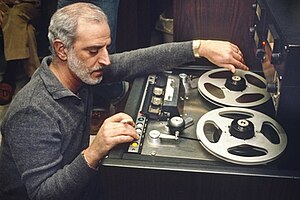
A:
[[67, 49, 103, 85]]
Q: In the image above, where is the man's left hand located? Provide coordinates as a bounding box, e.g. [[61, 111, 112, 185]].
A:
[[197, 40, 249, 73]]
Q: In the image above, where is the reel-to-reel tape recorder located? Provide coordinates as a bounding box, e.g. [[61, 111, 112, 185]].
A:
[[101, 0, 300, 198], [104, 0, 300, 173], [126, 68, 288, 166]]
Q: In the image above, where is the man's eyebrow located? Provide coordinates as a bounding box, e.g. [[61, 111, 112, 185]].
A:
[[83, 45, 105, 50], [84, 45, 104, 50]]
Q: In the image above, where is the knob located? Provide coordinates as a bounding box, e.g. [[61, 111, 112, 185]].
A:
[[256, 48, 265, 60], [229, 119, 255, 140], [271, 53, 282, 65], [179, 73, 188, 84], [148, 130, 161, 145], [225, 75, 247, 91], [249, 26, 256, 34], [266, 83, 277, 94], [168, 116, 185, 135]]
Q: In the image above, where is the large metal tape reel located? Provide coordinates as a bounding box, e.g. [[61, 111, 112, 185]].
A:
[[198, 69, 270, 107], [196, 107, 287, 165]]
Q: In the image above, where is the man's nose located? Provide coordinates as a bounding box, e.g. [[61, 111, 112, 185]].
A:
[[98, 48, 111, 66]]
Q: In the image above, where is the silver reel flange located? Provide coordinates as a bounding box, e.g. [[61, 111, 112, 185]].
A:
[[198, 69, 271, 107], [196, 107, 287, 165]]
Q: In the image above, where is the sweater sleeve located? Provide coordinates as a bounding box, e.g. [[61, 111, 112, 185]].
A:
[[103, 41, 195, 82], [3, 107, 97, 200]]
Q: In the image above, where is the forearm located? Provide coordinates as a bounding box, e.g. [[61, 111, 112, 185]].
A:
[[104, 41, 195, 82]]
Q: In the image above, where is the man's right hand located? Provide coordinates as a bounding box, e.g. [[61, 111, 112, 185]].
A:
[[84, 113, 138, 169]]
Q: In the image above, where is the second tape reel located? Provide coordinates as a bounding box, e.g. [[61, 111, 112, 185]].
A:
[[196, 107, 287, 165]]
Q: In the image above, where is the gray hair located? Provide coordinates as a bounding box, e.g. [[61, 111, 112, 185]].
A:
[[48, 3, 108, 57]]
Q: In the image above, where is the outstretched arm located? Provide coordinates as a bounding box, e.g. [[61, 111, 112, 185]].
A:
[[105, 40, 249, 82]]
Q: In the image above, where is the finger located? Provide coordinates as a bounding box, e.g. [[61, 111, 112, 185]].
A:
[[120, 118, 135, 127], [109, 122, 139, 140], [113, 134, 137, 144], [120, 126, 139, 140], [236, 49, 244, 58], [229, 43, 243, 57], [230, 42, 238, 48], [230, 51, 249, 71], [93, 122, 138, 152], [105, 112, 133, 123], [230, 43, 240, 52], [233, 60, 249, 71], [233, 51, 245, 64], [218, 63, 236, 73], [97, 133, 136, 153]]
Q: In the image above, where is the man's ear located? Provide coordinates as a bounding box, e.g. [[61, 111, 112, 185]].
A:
[[53, 39, 68, 61]]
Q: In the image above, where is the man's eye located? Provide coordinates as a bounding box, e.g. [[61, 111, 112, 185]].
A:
[[89, 49, 99, 54]]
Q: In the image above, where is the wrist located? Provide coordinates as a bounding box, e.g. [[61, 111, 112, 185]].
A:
[[192, 40, 201, 58], [81, 149, 101, 170]]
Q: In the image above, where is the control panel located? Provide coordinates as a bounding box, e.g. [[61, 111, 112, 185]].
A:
[[127, 73, 185, 153], [127, 113, 147, 153]]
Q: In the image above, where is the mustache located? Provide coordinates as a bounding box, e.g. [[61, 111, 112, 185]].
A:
[[90, 65, 105, 72]]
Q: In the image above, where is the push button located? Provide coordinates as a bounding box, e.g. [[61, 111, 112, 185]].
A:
[[131, 142, 138, 147]]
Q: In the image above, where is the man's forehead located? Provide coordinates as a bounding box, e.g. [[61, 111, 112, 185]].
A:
[[76, 19, 110, 36], [77, 18, 108, 26], [74, 20, 111, 46]]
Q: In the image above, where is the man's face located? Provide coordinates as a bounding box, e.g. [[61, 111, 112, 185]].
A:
[[67, 19, 111, 85]]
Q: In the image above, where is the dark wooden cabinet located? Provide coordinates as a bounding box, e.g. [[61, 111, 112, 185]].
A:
[[116, 0, 257, 68], [173, 0, 257, 68], [116, 0, 172, 52]]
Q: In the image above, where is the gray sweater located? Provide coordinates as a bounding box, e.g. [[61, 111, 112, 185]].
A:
[[0, 41, 195, 200]]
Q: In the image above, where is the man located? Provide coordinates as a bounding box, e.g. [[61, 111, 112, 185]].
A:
[[0, 3, 248, 200], [0, 0, 41, 105], [56, 0, 127, 112]]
